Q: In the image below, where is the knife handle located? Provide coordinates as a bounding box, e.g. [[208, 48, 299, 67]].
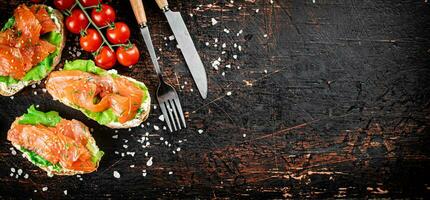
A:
[[155, 0, 169, 10], [129, 0, 147, 26]]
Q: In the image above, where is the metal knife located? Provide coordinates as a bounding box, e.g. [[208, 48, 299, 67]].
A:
[[129, 0, 162, 77], [155, 0, 208, 99]]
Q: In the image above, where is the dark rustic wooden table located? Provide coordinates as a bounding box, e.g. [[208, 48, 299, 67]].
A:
[[1, 0, 430, 199]]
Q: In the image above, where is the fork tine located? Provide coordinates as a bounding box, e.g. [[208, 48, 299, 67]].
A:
[[165, 101, 177, 131], [160, 102, 173, 132], [173, 98, 186, 128], [169, 99, 182, 130]]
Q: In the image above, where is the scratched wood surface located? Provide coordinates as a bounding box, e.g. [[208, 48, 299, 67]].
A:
[[1, 0, 430, 199]]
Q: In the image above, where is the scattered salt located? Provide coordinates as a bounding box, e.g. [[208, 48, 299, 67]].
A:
[[211, 18, 218, 26], [146, 157, 153, 166], [198, 129, 204, 134], [169, 35, 175, 40], [223, 29, 230, 34], [113, 171, 121, 179], [226, 91, 232, 96], [154, 125, 160, 131], [159, 115, 164, 121], [112, 135, 118, 139], [42, 187, 48, 191], [64, 190, 68, 195]]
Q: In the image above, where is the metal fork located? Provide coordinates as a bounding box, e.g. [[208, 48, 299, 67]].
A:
[[130, 0, 186, 132]]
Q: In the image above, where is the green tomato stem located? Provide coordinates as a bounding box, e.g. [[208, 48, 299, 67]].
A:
[[76, 1, 114, 52]]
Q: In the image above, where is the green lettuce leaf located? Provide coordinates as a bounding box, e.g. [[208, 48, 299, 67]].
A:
[[1, 16, 15, 31], [42, 31, 62, 46], [83, 108, 117, 125], [86, 141, 104, 164], [0, 76, 19, 85], [20, 147, 62, 172], [64, 60, 106, 75], [18, 105, 62, 127]]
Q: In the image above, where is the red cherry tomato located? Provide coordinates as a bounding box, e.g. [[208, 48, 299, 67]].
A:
[[116, 44, 140, 67], [80, 0, 102, 7], [95, 46, 116, 69], [65, 9, 89, 34], [91, 4, 116, 27], [79, 28, 102, 52], [53, 0, 76, 10], [106, 22, 130, 44]]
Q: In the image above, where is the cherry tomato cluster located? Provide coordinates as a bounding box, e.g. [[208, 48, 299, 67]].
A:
[[54, 0, 140, 69]]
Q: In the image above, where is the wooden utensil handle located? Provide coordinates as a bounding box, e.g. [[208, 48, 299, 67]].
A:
[[129, 0, 147, 26], [155, 0, 169, 10]]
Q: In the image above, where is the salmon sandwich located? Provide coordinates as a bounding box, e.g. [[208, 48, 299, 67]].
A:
[[46, 59, 151, 129], [7, 105, 104, 176], [0, 4, 65, 96]]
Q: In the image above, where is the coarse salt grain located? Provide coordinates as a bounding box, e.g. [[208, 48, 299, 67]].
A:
[[255, 9, 260, 13], [198, 129, 204, 134], [112, 135, 118, 139], [226, 64, 231, 69], [243, 134, 247, 137], [211, 18, 218, 25], [169, 171, 173, 175], [64, 190, 68, 195], [176, 147, 181, 152], [146, 157, 153, 166], [226, 91, 232, 96], [223, 29, 230, 34], [159, 115, 164, 121], [113, 171, 121, 178], [169, 35, 175, 40], [154, 125, 160, 130], [233, 55, 238, 59], [42, 187, 48, 191]]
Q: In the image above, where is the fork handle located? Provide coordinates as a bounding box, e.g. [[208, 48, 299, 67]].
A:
[[130, 0, 147, 26], [155, 0, 169, 11]]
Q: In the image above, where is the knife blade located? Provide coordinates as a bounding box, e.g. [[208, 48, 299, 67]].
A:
[[156, 0, 208, 99], [140, 27, 162, 75], [129, 0, 162, 76]]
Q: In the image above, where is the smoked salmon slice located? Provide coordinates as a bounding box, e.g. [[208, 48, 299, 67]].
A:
[[46, 70, 144, 123], [7, 118, 97, 172], [30, 5, 57, 35], [14, 4, 42, 46], [0, 4, 57, 80]]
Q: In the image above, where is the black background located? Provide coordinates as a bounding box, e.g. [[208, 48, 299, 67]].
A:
[[1, 0, 430, 199]]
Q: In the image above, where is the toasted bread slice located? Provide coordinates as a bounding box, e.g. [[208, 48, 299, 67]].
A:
[[8, 107, 103, 176]]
